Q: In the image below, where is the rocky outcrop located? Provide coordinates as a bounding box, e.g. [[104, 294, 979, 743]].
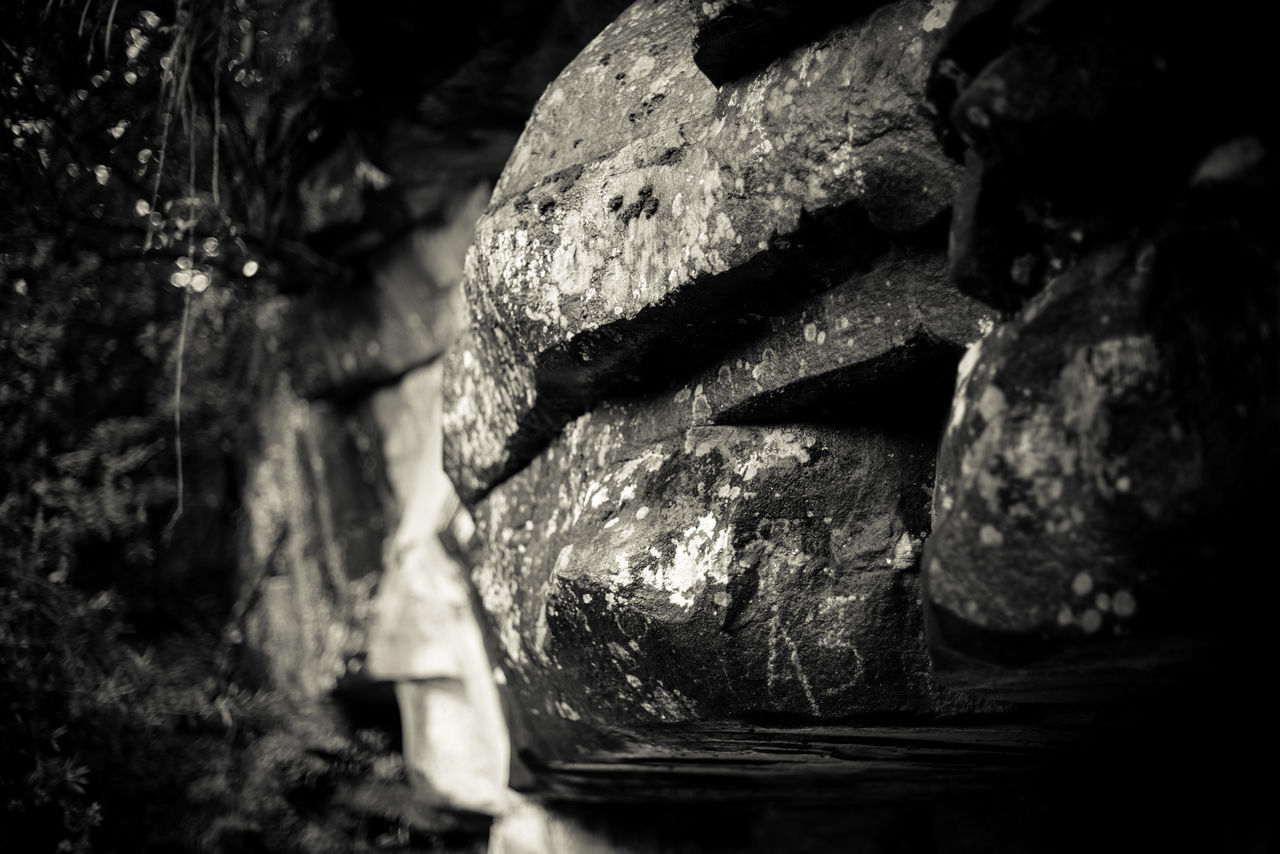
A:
[[441, 0, 1032, 788], [431, 6, 1280, 849], [234, 0, 1276, 848]]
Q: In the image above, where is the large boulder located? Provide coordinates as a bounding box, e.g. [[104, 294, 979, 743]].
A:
[[438, 0, 1056, 798]]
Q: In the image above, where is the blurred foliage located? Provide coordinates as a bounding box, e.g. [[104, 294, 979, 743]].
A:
[[0, 1, 474, 851]]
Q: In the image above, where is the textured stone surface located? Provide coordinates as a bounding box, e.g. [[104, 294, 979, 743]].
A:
[[444, 0, 962, 503], [921, 0, 1280, 701], [445, 250, 991, 503], [924, 156, 1279, 697], [239, 358, 390, 700], [285, 185, 486, 399], [468, 409, 994, 762], [539, 251, 992, 478]]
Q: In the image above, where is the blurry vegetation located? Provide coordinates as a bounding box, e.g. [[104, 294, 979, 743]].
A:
[[1, 1, 470, 851]]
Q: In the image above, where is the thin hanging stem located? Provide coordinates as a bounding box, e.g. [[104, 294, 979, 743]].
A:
[[103, 0, 120, 60], [211, 0, 230, 207], [166, 288, 191, 534]]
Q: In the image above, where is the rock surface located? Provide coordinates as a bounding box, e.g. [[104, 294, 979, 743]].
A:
[[284, 185, 487, 400], [444, 0, 963, 504], [239, 349, 390, 700], [470, 407, 1001, 762], [434, 0, 1018, 787]]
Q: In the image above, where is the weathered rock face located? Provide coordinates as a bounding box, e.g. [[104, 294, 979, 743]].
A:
[[442, 0, 1018, 780], [444, 0, 963, 504], [239, 340, 391, 700], [466, 250, 996, 750], [921, 0, 1280, 699], [284, 185, 486, 400], [475, 418, 946, 735]]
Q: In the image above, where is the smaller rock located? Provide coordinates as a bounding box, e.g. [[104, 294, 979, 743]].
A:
[[924, 153, 1279, 697]]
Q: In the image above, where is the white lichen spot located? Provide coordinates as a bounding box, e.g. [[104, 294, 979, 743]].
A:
[[611, 554, 633, 588], [803, 322, 817, 342], [1113, 589, 1137, 618], [1057, 605, 1074, 626], [1071, 571, 1093, 596], [692, 384, 712, 421], [891, 533, 922, 569], [644, 513, 730, 609], [555, 701, 581, 721], [1080, 608, 1103, 634], [979, 524, 1004, 546], [977, 384, 1006, 423], [589, 485, 610, 509], [625, 674, 644, 690], [581, 593, 593, 604], [1095, 592, 1111, 612], [1116, 476, 1132, 493], [923, 0, 957, 31], [636, 506, 650, 520], [716, 483, 743, 501], [628, 54, 655, 79]]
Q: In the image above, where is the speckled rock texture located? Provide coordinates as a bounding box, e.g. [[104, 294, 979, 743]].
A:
[[443, 0, 964, 504], [435, 0, 1032, 784], [922, 0, 1279, 699], [457, 249, 1003, 760], [472, 415, 983, 749]]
